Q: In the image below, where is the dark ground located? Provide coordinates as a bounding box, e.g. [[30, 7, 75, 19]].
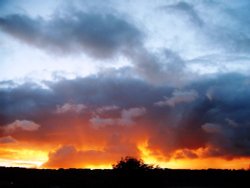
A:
[[0, 167, 249, 188]]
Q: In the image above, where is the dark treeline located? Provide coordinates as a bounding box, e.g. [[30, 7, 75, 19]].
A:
[[0, 167, 249, 188]]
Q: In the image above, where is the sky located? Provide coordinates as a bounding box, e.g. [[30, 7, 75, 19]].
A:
[[0, 0, 250, 169]]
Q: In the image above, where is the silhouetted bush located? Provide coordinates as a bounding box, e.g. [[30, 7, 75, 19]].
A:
[[112, 156, 153, 170]]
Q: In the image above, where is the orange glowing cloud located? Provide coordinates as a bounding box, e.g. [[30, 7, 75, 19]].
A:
[[1, 76, 250, 170]]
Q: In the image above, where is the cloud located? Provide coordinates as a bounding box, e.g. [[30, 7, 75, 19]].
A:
[[119, 107, 146, 125], [0, 136, 17, 144], [56, 103, 86, 114], [1, 120, 40, 133], [0, 11, 142, 59], [155, 90, 198, 107], [128, 48, 190, 86], [43, 144, 138, 169], [168, 1, 250, 54], [90, 116, 116, 128], [225, 118, 238, 128], [174, 149, 198, 159], [1, 0, 250, 87], [96, 105, 119, 114], [202, 123, 222, 134], [206, 87, 214, 101], [42, 145, 108, 168], [1, 73, 250, 161], [90, 107, 146, 128], [0, 7, 192, 86], [148, 73, 250, 158], [163, 1, 203, 27], [43, 145, 80, 168], [1, 1, 250, 169]]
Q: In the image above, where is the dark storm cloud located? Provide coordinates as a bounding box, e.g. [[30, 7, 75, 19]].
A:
[[0, 11, 142, 58], [183, 73, 250, 158], [1, 73, 250, 159], [147, 73, 250, 158], [0, 76, 168, 123]]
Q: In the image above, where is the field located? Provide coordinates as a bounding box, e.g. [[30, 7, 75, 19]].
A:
[[0, 167, 249, 188]]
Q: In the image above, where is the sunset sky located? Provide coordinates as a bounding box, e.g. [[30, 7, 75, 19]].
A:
[[1, 0, 250, 169]]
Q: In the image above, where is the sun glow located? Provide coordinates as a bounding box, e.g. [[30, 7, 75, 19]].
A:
[[0, 140, 249, 170], [137, 140, 250, 170], [0, 143, 250, 169], [137, 140, 185, 169], [85, 164, 112, 170], [0, 147, 48, 168]]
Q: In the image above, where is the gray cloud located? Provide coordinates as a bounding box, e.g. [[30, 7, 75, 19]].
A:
[[160, 0, 250, 74], [0, 8, 192, 86], [55, 103, 86, 114], [202, 123, 222, 134], [90, 116, 116, 128], [90, 107, 146, 128], [186, 0, 250, 53], [155, 90, 198, 107], [96, 105, 120, 114], [1, 1, 250, 86], [129, 48, 190, 86], [119, 107, 146, 125], [163, 1, 203, 27], [0, 12, 142, 58]]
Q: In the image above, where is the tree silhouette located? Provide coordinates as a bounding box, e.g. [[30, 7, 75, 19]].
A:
[[112, 156, 153, 170]]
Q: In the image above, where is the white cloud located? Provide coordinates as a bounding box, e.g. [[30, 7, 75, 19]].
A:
[[96, 105, 120, 114], [119, 107, 146, 125], [56, 103, 87, 114], [2, 120, 40, 133], [90, 116, 116, 128], [155, 90, 198, 107]]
